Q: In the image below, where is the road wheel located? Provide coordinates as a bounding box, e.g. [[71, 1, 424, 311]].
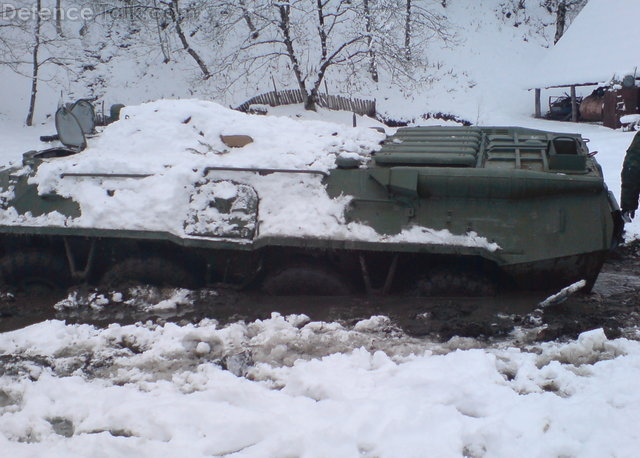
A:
[[413, 267, 497, 297], [0, 250, 71, 295], [261, 264, 352, 296], [101, 257, 196, 289]]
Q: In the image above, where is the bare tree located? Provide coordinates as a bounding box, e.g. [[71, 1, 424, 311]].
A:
[[162, 0, 210, 78], [26, 0, 43, 126], [94, 0, 212, 79], [0, 0, 79, 125], [369, 0, 452, 77], [404, 0, 412, 60], [152, 0, 171, 63], [219, 0, 452, 109], [55, 0, 63, 36], [0, 0, 453, 118], [542, 0, 587, 43], [230, 0, 369, 110], [362, 0, 378, 82], [400, 0, 452, 62], [238, 0, 259, 40]]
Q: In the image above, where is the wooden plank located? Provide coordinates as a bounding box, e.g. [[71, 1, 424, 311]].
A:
[[534, 88, 541, 118], [571, 85, 578, 122]]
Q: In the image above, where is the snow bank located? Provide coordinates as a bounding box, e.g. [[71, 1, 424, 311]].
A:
[[0, 319, 639, 456], [0, 99, 499, 251]]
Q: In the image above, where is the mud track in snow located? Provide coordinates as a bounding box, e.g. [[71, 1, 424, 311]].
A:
[[0, 243, 639, 342]]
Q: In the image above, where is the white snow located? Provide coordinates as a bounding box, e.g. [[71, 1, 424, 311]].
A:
[[621, 114, 640, 125], [0, 318, 639, 456], [0, 99, 500, 251], [54, 287, 194, 313], [527, 0, 640, 88]]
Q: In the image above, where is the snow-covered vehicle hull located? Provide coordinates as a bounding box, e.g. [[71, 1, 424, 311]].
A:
[[0, 101, 622, 295]]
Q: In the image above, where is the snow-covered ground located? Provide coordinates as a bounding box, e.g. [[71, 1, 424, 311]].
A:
[[1, 314, 640, 457]]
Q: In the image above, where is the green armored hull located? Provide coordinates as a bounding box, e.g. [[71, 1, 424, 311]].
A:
[[328, 126, 620, 292], [0, 104, 622, 295]]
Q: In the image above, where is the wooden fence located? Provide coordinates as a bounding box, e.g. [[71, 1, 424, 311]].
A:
[[235, 89, 376, 117]]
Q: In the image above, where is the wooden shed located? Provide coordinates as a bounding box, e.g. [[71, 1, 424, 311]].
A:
[[528, 0, 640, 128]]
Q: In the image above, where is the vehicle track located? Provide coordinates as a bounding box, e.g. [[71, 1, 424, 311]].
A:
[[0, 244, 638, 342]]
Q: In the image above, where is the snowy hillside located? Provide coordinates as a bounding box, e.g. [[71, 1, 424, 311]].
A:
[[1, 0, 565, 124]]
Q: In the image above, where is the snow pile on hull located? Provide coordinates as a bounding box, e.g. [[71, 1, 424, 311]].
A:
[[0, 99, 499, 251]]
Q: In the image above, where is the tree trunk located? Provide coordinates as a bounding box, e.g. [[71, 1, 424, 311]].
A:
[[404, 0, 411, 61], [277, 5, 312, 110], [154, 0, 171, 63], [316, 0, 328, 61], [26, 0, 42, 127], [363, 0, 378, 82], [239, 0, 258, 39], [170, 0, 211, 79], [55, 0, 63, 36], [554, 1, 567, 44], [307, 87, 320, 111]]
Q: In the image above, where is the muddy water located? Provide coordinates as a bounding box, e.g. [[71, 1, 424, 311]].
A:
[[0, 249, 638, 341]]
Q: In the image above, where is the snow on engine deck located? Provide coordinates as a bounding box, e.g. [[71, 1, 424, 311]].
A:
[[0, 315, 639, 456], [0, 99, 498, 251]]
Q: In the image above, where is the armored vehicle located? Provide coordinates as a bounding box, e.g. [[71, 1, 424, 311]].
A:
[[0, 101, 622, 296]]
